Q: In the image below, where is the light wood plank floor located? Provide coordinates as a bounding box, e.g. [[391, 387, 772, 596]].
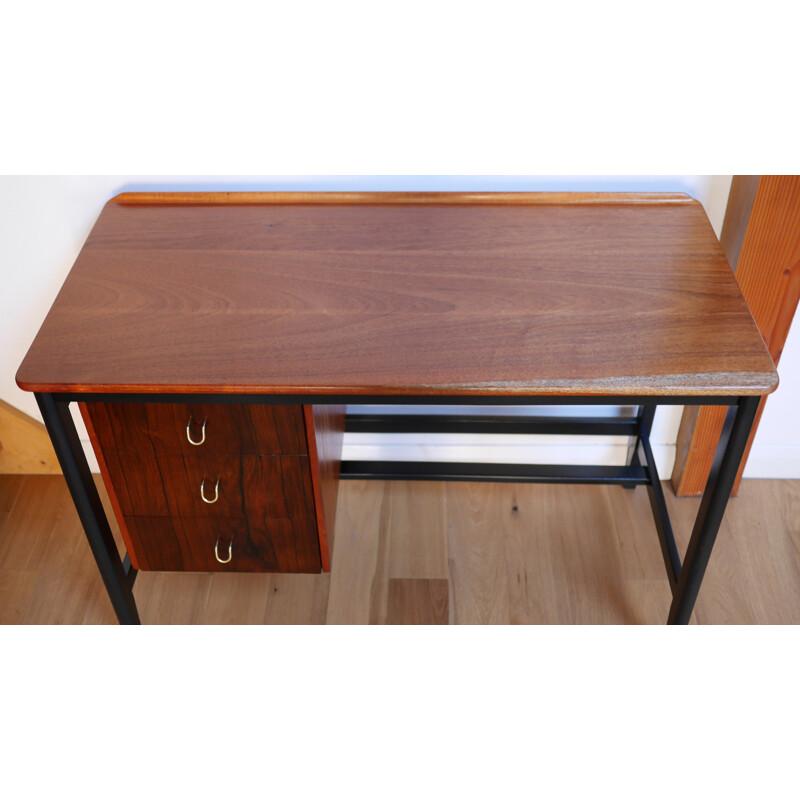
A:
[[0, 475, 798, 624]]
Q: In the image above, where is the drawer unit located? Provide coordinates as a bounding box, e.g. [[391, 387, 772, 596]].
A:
[[80, 401, 344, 574]]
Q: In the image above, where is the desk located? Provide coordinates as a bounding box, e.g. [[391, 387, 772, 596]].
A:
[[16, 191, 778, 624]]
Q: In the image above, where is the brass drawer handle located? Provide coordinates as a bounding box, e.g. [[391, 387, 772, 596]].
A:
[[215, 536, 232, 564], [200, 477, 220, 504], [186, 416, 207, 446]]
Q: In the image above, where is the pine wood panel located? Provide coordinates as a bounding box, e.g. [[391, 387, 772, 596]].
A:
[[673, 176, 800, 495], [0, 398, 60, 474], [2, 475, 799, 624], [17, 193, 777, 397], [720, 176, 761, 273]]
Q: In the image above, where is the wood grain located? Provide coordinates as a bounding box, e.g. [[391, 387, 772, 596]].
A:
[[0, 570, 38, 623], [96, 449, 321, 571], [0, 476, 69, 570], [446, 483, 512, 624], [262, 573, 331, 624], [103, 452, 312, 520], [3, 475, 799, 623], [325, 480, 391, 624], [124, 512, 320, 573], [81, 399, 323, 573], [304, 404, 344, 572], [79, 402, 140, 568], [16, 194, 777, 397], [134, 571, 213, 624], [720, 176, 761, 271], [387, 579, 448, 624], [116, 453, 321, 572], [0, 398, 60, 474], [673, 176, 800, 495], [110, 191, 696, 206], [82, 401, 307, 456], [0, 475, 23, 539], [387, 481, 448, 580]]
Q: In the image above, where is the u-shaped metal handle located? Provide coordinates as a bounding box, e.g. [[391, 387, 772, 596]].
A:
[[215, 537, 233, 564], [200, 477, 220, 504], [186, 416, 207, 446]]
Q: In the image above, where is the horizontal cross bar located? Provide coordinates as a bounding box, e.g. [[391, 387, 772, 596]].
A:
[[340, 461, 648, 486], [346, 414, 639, 436]]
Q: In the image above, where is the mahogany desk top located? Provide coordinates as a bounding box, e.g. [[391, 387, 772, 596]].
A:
[[16, 191, 778, 398]]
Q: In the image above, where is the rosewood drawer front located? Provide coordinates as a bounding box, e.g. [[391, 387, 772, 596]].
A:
[[84, 401, 308, 456], [79, 400, 329, 574], [98, 452, 320, 572], [103, 451, 312, 520], [123, 515, 321, 572]]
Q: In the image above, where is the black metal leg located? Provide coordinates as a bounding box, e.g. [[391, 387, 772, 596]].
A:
[[35, 393, 140, 624], [637, 431, 682, 589], [668, 396, 760, 624], [625, 405, 656, 487]]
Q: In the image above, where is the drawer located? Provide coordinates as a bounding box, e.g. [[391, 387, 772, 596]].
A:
[[103, 452, 314, 521], [83, 401, 308, 456], [123, 515, 321, 572]]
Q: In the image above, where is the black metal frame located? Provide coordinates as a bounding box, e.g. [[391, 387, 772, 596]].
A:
[[34, 391, 760, 625]]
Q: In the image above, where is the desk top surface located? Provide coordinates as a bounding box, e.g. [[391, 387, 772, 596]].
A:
[[17, 192, 778, 398]]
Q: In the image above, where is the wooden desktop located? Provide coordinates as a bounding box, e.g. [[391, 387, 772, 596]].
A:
[[16, 192, 778, 624]]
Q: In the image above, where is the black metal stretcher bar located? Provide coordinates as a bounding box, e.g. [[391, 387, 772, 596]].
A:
[[33, 392, 760, 625], [340, 461, 648, 485], [345, 414, 640, 436]]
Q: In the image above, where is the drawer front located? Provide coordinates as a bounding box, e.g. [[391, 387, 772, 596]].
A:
[[104, 452, 313, 521], [84, 401, 308, 456], [80, 400, 328, 575], [124, 515, 321, 572]]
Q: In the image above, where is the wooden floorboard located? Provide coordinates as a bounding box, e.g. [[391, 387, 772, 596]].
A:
[[0, 475, 798, 624], [387, 579, 449, 625]]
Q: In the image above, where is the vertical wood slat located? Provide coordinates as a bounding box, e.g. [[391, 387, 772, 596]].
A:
[[672, 176, 800, 496]]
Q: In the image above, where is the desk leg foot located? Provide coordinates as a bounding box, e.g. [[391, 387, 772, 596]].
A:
[[35, 393, 140, 625], [668, 396, 759, 625]]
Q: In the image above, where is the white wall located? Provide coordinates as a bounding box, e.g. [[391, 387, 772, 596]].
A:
[[3, 174, 795, 478]]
